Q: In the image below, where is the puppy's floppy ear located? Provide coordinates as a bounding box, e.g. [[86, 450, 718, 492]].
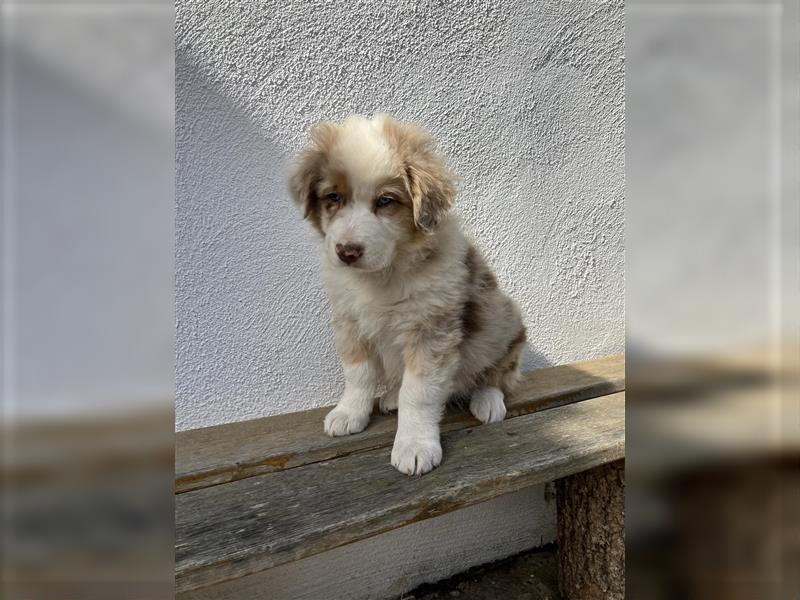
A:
[[288, 122, 337, 231], [381, 116, 456, 233]]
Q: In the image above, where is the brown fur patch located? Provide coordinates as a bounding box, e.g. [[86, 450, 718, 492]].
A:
[[464, 246, 477, 283], [389, 195, 425, 244], [315, 171, 352, 229], [473, 325, 527, 393], [508, 327, 527, 350], [479, 269, 498, 289], [381, 116, 456, 232], [375, 176, 410, 206], [317, 172, 352, 205], [464, 246, 498, 291], [288, 123, 340, 235], [460, 299, 481, 338], [340, 343, 369, 365]]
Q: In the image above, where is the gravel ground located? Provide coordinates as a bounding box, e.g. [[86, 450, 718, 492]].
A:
[[401, 546, 560, 600]]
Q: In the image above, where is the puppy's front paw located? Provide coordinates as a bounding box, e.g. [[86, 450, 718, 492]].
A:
[[469, 387, 506, 424], [390, 435, 442, 476], [379, 387, 399, 414], [324, 405, 369, 437]]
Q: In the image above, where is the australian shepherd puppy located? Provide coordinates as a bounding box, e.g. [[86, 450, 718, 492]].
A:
[[289, 114, 526, 475]]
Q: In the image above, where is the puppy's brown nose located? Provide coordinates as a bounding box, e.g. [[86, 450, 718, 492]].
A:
[[335, 242, 363, 265]]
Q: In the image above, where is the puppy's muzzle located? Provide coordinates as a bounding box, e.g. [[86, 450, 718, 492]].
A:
[[335, 242, 364, 265]]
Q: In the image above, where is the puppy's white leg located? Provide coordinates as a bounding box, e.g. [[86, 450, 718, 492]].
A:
[[391, 370, 449, 476], [469, 386, 507, 424], [324, 360, 378, 437]]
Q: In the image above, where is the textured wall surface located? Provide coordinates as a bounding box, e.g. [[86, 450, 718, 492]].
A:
[[176, 0, 625, 431]]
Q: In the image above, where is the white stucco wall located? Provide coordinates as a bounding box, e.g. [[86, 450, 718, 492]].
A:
[[176, 0, 624, 431]]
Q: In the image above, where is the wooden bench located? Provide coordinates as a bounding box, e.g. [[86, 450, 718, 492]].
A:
[[175, 354, 625, 599]]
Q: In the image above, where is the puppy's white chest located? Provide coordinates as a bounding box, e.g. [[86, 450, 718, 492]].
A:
[[349, 293, 405, 342]]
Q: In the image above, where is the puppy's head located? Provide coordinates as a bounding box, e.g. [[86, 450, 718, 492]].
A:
[[289, 115, 456, 272]]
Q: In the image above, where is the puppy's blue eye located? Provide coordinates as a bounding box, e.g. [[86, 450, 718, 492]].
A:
[[326, 193, 342, 204], [376, 195, 394, 207]]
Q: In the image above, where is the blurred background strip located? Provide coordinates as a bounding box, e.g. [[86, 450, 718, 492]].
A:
[[626, 0, 799, 598], [2, 0, 175, 598]]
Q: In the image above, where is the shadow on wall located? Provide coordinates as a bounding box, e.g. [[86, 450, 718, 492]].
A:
[[176, 54, 344, 430], [523, 344, 553, 372]]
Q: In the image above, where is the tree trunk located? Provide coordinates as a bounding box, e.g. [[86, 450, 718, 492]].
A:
[[557, 459, 625, 600]]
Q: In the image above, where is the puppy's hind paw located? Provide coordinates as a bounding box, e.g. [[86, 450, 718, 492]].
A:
[[469, 387, 506, 424], [324, 405, 370, 437], [378, 387, 399, 414], [390, 435, 442, 476]]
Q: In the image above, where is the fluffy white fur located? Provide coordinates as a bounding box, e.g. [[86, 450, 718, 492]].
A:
[[290, 115, 526, 475]]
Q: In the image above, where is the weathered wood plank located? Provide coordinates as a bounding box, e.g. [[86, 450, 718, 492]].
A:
[[176, 354, 624, 493], [175, 391, 625, 593], [179, 486, 555, 600]]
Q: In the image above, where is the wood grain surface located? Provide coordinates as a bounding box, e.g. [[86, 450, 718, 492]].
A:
[[176, 354, 624, 493]]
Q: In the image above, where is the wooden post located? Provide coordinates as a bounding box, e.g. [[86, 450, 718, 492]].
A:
[[557, 459, 625, 600]]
